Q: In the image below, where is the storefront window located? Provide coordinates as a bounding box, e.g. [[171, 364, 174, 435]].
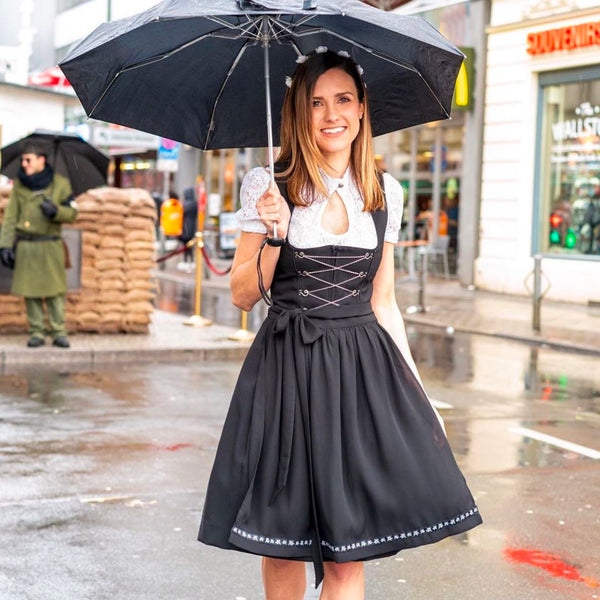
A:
[[538, 70, 600, 257], [382, 122, 463, 273]]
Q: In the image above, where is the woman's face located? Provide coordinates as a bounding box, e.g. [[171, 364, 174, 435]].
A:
[[311, 67, 363, 165]]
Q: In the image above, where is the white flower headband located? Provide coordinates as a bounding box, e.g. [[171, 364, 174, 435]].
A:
[[285, 47, 365, 88]]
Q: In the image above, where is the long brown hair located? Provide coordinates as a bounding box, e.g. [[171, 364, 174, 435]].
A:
[[277, 50, 384, 212]]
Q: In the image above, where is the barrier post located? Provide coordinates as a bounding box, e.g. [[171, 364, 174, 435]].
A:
[[417, 248, 428, 312], [523, 254, 550, 333], [158, 226, 166, 271], [183, 179, 211, 327], [228, 310, 256, 342], [406, 247, 430, 314], [532, 254, 542, 332], [183, 232, 212, 327]]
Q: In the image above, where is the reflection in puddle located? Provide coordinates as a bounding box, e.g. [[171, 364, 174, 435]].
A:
[[408, 327, 600, 414], [156, 279, 266, 332], [404, 327, 600, 472]]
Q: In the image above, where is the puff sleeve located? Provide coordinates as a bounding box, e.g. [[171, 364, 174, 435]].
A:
[[235, 167, 271, 234], [383, 173, 404, 244]]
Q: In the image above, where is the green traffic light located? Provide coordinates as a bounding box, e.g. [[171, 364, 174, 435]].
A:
[[549, 230, 561, 245], [565, 228, 577, 249]]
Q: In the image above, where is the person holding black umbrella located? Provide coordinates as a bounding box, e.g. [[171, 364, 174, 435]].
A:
[[198, 49, 481, 598], [0, 142, 78, 348]]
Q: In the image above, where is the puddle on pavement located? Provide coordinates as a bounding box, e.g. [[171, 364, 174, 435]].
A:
[[408, 327, 600, 415], [156, 279, 268, 332], [1, 327, 598, 477]]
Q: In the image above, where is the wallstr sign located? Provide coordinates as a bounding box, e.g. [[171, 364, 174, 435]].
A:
[[551, 102, 600, 143], [527, 21, 600, 55]]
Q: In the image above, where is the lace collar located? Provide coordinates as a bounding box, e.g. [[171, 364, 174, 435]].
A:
[[319, 167, 352, 198]]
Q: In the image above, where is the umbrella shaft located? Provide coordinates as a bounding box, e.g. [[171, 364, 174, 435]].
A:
[[262, 18, 278, 240]]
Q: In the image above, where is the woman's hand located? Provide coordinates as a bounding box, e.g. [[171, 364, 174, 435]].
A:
[[256, 187, 291, 239]]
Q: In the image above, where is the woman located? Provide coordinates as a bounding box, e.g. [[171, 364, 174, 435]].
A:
[[198, 49, 481, 600]]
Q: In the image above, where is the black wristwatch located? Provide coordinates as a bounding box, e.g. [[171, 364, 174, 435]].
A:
[[265, 236, 285, 247]]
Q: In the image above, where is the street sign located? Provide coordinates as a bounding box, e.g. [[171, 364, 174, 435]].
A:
[[157, 137, 180, 172]]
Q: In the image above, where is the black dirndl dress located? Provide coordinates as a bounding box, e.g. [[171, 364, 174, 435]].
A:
[[198, 185, 482, 586]]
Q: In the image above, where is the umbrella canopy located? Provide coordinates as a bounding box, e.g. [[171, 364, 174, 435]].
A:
[[1, 130, 110, 196], [59, 0, 464, 151]]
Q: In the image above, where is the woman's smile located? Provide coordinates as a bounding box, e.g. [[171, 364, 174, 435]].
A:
[[321, 125, 347, 136], [311, 67, 363, 171]]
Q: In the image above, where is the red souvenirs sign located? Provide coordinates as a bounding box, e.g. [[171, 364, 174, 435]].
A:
[[527, 21, 600, 55]]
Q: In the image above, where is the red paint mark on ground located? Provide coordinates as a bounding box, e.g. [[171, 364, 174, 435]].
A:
[[152, 443, 194, 452], [504, 548, 599, 588]]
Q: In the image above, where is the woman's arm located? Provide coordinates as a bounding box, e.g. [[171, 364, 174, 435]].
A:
[[371, 243, 445, 433], [230, 231, 281, 311], [230, 186, 291, 311]]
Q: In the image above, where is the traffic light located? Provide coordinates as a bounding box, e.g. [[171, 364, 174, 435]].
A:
[[565, 228, 577, 249], [549, 213, 562, 245]]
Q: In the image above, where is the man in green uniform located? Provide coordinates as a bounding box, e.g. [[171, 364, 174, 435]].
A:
[[0, 143, 78, 348]]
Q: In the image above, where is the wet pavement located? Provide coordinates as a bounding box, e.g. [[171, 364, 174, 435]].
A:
[[156, 257, 600, 354], [1, 326, 599, 599]]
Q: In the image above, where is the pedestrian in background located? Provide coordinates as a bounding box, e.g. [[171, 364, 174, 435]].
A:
[[198, 49, 481, 599], [0, 142, 78, 348], [180, 187, 198, 264]]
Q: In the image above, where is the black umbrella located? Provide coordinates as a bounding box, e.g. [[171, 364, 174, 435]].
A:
[[60, 0, 462, 237], [1, 130, 109, 196], [60, 0, 462, 146]]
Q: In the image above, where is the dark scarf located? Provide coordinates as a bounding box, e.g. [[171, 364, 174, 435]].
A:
[[17, 164, 54, 191]]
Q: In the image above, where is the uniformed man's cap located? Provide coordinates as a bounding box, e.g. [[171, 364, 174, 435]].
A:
[[22, 142, 47, 158]]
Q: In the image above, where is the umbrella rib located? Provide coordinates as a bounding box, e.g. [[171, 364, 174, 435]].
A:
[[87, 31, 222, 117], [206, 15, 262, 41], [266, 14, 319, 39], [204, 41, 253, 150], [87, 27, 258, 118], [287, 26, 451, 117], [289, 27, 418, 73]]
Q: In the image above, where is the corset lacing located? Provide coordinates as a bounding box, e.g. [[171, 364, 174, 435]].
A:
[[294, 249, 374, 310]]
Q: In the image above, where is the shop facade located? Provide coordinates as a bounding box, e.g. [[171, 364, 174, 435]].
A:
[[374, 0, 489, 282], [476, 0, 600, 303]]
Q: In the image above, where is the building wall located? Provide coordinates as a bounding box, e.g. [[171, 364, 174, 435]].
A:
[[0, 83, 78, 147], [476, 0, 600, 303], [54, 0, 157, 50]]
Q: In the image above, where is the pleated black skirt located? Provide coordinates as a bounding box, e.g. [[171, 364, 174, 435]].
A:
[[198, 303, 482, 579]]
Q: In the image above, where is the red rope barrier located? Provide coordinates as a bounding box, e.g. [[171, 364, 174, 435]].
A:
[[156, 243, 189, 263], [201, 246, 232, 276]]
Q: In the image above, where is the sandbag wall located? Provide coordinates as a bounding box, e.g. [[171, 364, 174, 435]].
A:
[[0, 186, 158, 334], [0, 185, 27, 332]]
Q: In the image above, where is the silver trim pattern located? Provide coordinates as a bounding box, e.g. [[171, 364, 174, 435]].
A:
[[231, 507, 479, 553]]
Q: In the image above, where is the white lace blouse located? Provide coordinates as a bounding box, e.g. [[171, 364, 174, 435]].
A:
[[236, 167, 403, 250]]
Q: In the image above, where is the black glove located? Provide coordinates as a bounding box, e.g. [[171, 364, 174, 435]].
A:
[[40, 198, 58, 219], [0, 247, 16, 269]]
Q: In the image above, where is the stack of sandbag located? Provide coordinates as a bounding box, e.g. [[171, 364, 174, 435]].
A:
[[0, 295, 27, 333], [0, 185, 27, 333], [0, 186, 158, 335], [67, 187, 158, 333]]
